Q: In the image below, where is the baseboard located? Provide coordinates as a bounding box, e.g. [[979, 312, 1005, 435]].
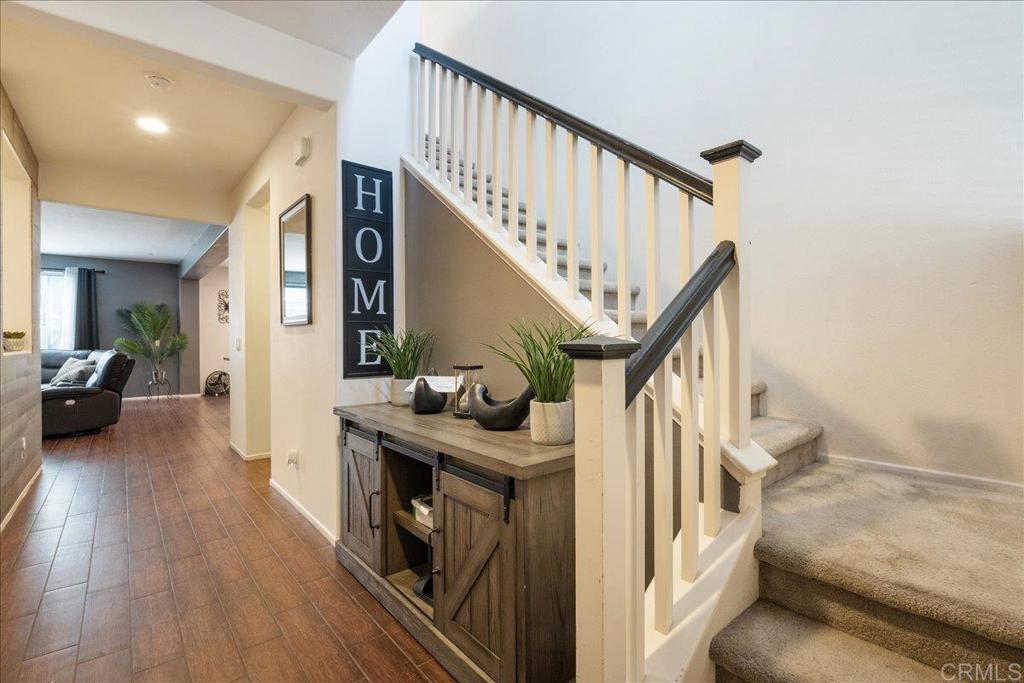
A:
[[0, 465, 42, 532], [123, 394, 199, 402], [818, 452, 1024, 493], [229, 441, 270, 461], [269, 478, 336, 543]]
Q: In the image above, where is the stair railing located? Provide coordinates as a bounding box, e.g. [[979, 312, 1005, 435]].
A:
[[408, 43, 770, 682], [562, 141, 762, 682]]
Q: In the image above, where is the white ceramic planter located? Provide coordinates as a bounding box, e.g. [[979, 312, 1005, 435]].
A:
[[529, 399, 574, 446], [390, 378, 412, 406]]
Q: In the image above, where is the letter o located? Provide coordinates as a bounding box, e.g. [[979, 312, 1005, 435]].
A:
[[355, 226, 383, 264]]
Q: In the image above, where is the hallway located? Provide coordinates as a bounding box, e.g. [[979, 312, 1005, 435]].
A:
[[0, 398, 451, 683]]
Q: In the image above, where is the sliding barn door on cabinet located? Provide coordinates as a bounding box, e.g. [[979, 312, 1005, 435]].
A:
[[435, 470, 516, 683], [341, 428, 382, 573]]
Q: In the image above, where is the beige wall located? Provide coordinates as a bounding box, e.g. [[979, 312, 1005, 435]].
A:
[[1, 136, 33, 347], [198, 266, 230, 389], [405, 172, 569, 398], [40, 161, 234, 226], [228, 105, 339, 536], [0, 83, 42, 526]]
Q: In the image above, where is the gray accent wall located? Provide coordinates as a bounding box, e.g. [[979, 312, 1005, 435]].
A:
[[178, 279, 200, 395], [40, 254, 183, 397], [404, 171, 569, 398]]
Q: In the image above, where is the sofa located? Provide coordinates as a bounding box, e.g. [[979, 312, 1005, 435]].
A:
[[41, 349, 135, 437]]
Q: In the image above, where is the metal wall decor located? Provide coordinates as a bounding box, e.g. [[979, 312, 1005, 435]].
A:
[[217, 290, 229, 324]]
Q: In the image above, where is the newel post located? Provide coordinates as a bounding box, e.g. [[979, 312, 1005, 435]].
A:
[[700, 140, 761, 451], [561, 336, 641, 683]]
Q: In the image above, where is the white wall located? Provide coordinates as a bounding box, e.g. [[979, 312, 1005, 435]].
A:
[[421, 1, 1024, 483], [198, 266, 229, 389], [229, 105, 340, 535], [335, 1, 422, 408]]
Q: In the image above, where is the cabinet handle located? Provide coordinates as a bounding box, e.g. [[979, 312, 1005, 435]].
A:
[[368, 490, 380, 529]]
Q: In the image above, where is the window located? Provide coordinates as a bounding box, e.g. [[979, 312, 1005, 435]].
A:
[[39, 269, 66, 349]]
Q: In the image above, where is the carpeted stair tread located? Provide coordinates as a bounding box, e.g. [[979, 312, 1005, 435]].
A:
[[710, 600, 941, 683], [759, 562, 1024, 671], [758, 462, 1024, 650], [749, 417, 821, 457]]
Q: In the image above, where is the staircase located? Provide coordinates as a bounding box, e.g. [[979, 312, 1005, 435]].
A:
[[711, 463, 1024, 682], [401, 43, 1023, 683], [434, 144, 823, 493]]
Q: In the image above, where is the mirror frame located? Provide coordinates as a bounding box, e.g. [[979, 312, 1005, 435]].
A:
[[279, 194, 312, 326]]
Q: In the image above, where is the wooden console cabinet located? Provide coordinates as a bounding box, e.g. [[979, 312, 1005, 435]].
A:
[[333, 403, 575, 683]]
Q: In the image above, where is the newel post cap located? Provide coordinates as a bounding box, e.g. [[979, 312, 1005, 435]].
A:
[[560, 335, 640, 361], [700, 140, 763, 164]]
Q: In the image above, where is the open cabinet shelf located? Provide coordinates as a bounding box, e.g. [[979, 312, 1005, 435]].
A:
[[393, 509, 431, 542]]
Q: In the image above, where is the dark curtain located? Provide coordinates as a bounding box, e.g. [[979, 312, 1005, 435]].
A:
[[72, 268, 99, 349]]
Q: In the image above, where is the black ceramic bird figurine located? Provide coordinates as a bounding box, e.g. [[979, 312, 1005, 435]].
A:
[[468, 384, 534, 430]]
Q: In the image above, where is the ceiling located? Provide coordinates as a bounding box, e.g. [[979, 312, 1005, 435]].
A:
[[41, 202, 211, 264], [0, 15, 297, 195], [205, 0, 402, 59]]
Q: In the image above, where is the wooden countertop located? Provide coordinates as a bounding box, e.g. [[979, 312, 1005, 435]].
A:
[[333, 403, 574, 480]]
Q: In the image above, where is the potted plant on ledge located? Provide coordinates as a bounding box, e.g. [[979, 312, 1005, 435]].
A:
[[114, 302, 188, 383], [372, 327, 435, 406], [488, 319, 594, 446], [2, 331, 27, 352]]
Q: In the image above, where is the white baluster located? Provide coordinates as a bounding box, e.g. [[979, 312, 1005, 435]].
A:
[[438, 69, 448, 181], [427, 62, 437, 172], [678, 191, 699, 581], [566, 133, 579, 298], [615, 159, 630, 337], [590, 145, 604, 320], [414, 56, 424, 163], [492, 95, 502, 231], [476, 84, 486, 218], [450, 73, 459, 194], [507, 102, 519, 245], [646, 174, 674, 633], [545, 120, 557, 280], [525, 111, 537, 261], [462, 77, 470, 200], [702, 295, 721, 537]]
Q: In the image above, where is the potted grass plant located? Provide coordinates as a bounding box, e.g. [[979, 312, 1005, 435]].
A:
[[372, 327, 435, 406], [487, 319, 594, 446], [114, 302, 188, 383]]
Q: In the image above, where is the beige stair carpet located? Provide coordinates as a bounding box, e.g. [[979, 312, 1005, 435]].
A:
[[758, 462, 1024, 649]]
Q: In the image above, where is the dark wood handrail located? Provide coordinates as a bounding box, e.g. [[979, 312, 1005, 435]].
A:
[[623, 241, 735, 404], [413, 43, 714, 204]]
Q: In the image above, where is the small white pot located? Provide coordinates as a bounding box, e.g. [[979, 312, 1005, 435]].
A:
[[529, 399, 574, 446], [390, 378, 411, 406], [3, 338, 25, 352]]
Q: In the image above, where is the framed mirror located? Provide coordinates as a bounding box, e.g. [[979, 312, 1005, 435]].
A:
[[279, 194, 312, 325]]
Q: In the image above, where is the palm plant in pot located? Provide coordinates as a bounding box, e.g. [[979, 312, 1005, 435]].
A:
[[487, 319, 595, 446], [372, 327, 435, 406], [114, 302, 188, 383]]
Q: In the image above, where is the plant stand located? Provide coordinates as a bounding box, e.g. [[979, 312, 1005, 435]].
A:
[[147, 378, 172, 401]]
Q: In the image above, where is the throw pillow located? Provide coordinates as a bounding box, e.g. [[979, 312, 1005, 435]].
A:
[[52, 357, 97, 384]]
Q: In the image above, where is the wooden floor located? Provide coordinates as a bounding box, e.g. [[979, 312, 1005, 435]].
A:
[[0, 397, 453, 683]]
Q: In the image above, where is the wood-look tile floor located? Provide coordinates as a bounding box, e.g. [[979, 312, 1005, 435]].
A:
[[0, 397, 454, 683]]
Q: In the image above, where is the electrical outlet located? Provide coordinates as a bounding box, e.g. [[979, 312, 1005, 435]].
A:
[[287, 449, 299, 468]]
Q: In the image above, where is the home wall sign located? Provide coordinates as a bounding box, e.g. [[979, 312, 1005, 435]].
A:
[[342, 160, 394, 378]]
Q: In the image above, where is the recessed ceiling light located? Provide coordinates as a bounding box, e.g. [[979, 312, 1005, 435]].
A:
[[137, 117, 168, 134]]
